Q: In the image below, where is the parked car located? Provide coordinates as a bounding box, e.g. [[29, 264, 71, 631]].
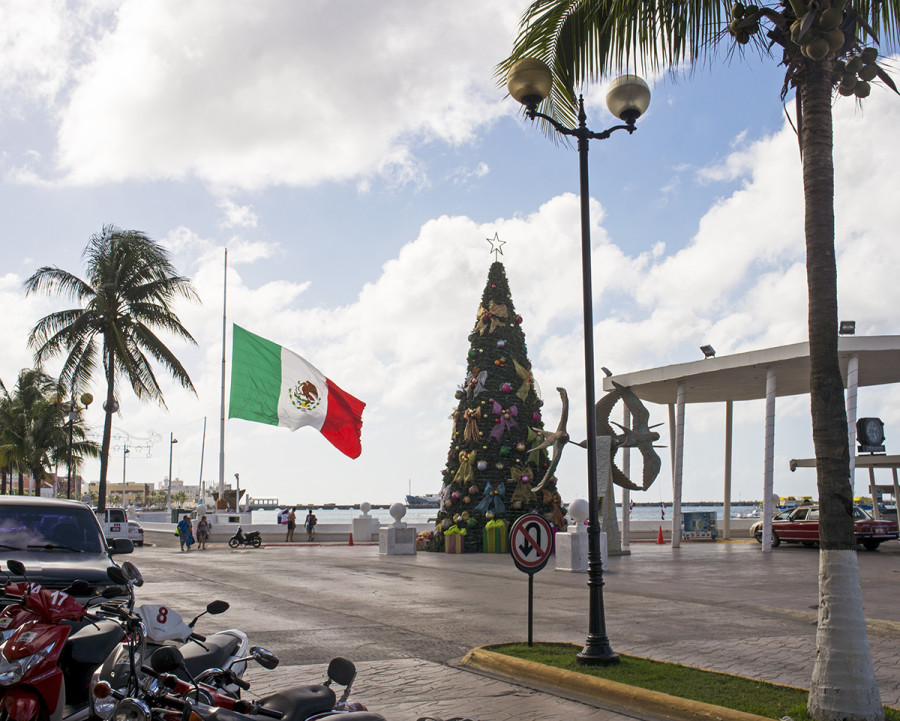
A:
[[751, 504, 899, 550], [0, 496, 133, 602], [127, 520, 144, 547]]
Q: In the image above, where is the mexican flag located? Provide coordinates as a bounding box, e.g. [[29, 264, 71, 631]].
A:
[[228, 325, 365, 458]]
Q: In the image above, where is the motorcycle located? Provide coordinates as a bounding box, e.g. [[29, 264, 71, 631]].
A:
[[93, 645, 386, 721], [91, 567, 251, 720], [0, 560, 127, 721], [227, 528, 261, 549]]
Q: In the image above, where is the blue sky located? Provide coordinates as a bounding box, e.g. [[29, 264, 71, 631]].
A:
[[2, 1, 900, 507]]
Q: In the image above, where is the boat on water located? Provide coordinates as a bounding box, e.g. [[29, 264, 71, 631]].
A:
[[406, 493, 441, 509]]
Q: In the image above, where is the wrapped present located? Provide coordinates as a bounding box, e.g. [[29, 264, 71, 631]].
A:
[[482, 518, 508, 553], [444, 525, 466, 553]]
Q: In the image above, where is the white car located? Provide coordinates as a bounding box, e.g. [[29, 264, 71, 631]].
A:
[[128, 520, 144, 547]]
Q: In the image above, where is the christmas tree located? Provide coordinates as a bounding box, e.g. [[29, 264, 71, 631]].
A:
[[427, 259, 567, 553]]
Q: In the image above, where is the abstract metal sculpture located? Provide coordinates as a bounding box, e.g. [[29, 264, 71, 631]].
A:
[[531, 383, 662, 492]]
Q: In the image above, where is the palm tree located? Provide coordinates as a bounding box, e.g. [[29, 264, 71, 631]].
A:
[[0, 369, 61, 495], [499, 3, 898, 719], [25, 225, 199, 513]]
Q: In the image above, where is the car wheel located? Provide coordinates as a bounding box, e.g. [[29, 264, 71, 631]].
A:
[[754, 528, 763, 544], [862, 539, 881, 551], [136, 541, 143, 547], [228, 537, 240, 549], [771, 531, 781, 548], [252, 537, 262, 548]]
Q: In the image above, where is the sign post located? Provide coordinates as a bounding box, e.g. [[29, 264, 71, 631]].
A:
[[509, 514, 553, 646]]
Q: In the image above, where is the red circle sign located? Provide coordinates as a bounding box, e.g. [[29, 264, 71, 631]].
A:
[[509, 515, 553, 574]]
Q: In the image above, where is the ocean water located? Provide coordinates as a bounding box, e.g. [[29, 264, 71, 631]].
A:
[[250, 503, 757, 526]]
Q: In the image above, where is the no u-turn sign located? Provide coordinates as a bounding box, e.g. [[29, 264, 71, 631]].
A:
[[509, 514, 553, 574]]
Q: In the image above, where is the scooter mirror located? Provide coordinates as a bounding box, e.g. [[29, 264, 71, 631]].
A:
[[150, 645, 185, 674], [120, 561, 144, 587], [207, 600, 229, 615], [327, 657, 357, 687], [6, 560, 26, 577], [65, 580, 90, 596], [107, 566, 128, 585], [250, 646, 280, 670]]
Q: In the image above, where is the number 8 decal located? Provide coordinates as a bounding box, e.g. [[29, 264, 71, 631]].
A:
[[157, 607, 168, 624]]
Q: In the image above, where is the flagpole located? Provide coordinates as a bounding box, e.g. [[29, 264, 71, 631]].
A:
[[198, 416, 206, 505], [218, 249, 227, 508]]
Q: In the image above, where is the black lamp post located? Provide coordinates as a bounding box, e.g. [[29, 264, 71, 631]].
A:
[[506, 58, 651, 665]]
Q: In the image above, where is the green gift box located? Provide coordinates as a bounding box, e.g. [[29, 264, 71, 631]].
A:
[[482, 519, 508, 553]]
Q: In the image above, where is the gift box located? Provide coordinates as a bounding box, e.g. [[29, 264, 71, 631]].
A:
[[482, 519, 508, 553], [444, 528, 465, 553]]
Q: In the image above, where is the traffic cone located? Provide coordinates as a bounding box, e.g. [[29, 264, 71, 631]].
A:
[[656, 525, 665, 544], [348, 532, 354, 546]]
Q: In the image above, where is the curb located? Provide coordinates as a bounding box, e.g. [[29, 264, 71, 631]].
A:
[[460, 647, 778, 721]]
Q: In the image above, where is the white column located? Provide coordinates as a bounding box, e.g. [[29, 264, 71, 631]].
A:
[[724, 400, 733, 540], [672, 383, 685, 549], [846, 354, 859, 496], [621, 405, 631, 549], [762, 369, 776, 552]]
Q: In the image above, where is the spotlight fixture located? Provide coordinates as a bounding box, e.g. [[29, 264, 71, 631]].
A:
[[601, 367, 613, 377], [700, 345, 716, 359], [857, 417, 885, 453], [839, 320, 856, 335]]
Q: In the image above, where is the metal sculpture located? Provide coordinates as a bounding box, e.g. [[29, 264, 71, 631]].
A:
[[531, 383, 662, 492]]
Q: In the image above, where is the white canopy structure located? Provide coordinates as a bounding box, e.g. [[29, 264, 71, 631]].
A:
[[603, 335, 900, 550]]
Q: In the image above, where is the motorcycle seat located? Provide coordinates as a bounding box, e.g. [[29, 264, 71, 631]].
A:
[[64, 619, 123, 665], [256, 685, 337, 721], [180, 632, 243, 678]]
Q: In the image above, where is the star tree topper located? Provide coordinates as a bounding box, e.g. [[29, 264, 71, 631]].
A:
[[486, 232, 505, 261]]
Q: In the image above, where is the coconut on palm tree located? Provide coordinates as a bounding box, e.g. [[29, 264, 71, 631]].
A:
[[499, 2, 898, 719], [25, 225, 199, 513]]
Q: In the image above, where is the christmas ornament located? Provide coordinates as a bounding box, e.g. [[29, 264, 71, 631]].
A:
[[513, 359, 535, 402], [476, 301, 509, 335], [500, 382, 512, 394], [477, 460, 487, 471], [497, 340, 506, 348], [489, 401, 518, 442], [453, 450, 477, 486], [474, 481, 506, 515], [463, 407, 482, 443], [468, 484, 479, 495]]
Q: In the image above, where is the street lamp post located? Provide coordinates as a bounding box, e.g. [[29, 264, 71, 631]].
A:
[[506, 58, 651, 665], [122, 445, 130, 507], [167, 433, 178, 516]]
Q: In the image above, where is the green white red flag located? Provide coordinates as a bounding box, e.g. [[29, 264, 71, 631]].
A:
[[228, 325, 365, 458]]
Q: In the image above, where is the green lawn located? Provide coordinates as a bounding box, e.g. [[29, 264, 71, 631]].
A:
[[487, 643, 899, 721]]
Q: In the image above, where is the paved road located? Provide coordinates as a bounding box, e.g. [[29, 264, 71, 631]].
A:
[[126, 537, 900, 719]]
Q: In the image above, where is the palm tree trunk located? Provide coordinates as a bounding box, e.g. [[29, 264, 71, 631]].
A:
[[801, 60, 883, 721], [17, 469, 23, 496], [98, 347, 116, 514]]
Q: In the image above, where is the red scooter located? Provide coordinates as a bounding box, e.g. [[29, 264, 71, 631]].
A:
[[0, 560, 125, 721]]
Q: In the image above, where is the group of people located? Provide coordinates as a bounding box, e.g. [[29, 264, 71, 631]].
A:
[[176, 514, 210, 551], [283, 507, 317, 542], [176, 507, 318, 550]]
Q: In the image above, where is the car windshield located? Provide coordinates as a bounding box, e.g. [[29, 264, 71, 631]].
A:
[[0, 505, 103, 553], [853, 506, 873, 520]]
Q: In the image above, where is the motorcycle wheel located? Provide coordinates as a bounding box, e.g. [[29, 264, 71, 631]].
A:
[[228, 537, 240, 548], [252, 537, 261, 548]]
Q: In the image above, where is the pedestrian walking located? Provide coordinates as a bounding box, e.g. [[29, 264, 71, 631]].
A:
[[305, 508, 317, 542], [177, 514, 194, 552], [197, 514, 210, 550], [286, 508, 296, 542]]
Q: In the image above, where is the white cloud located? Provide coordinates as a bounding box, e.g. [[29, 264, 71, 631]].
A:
[[217, 200, 257, 229], [39, 0, 521, 190]]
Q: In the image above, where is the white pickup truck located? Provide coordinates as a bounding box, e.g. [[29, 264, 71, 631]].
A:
[[95, 508, 144, 547]]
